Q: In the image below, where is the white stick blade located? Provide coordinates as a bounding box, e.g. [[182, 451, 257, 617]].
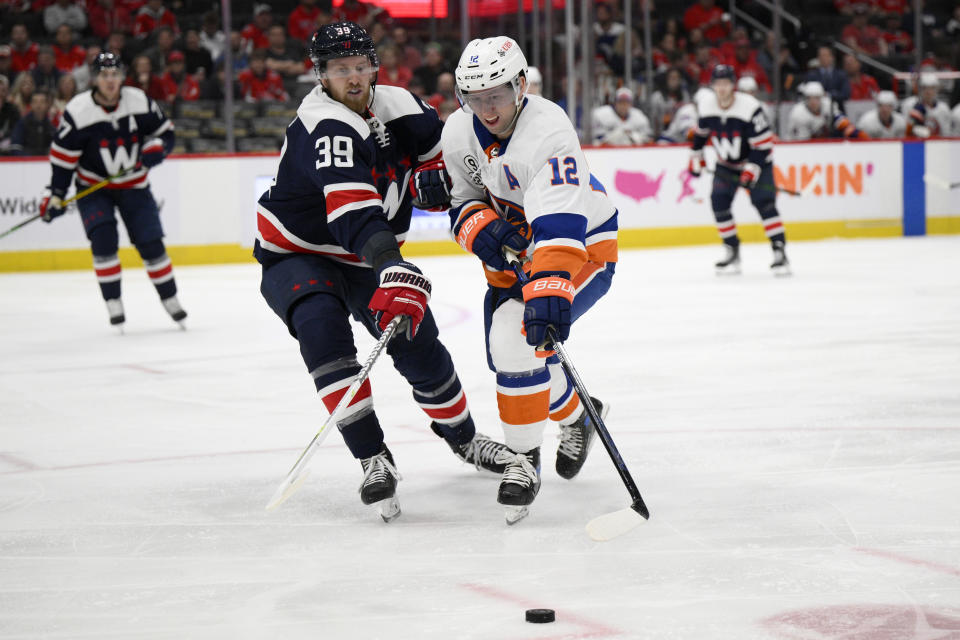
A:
[[923, 174, 951, 190], [586, 507, 647, 542], [265, 469, 311, 511]]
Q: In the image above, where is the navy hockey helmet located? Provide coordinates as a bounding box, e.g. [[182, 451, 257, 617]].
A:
[[92, 51, 125, 75], [309, 22, 379, 82], [710, 64, 737, 84]]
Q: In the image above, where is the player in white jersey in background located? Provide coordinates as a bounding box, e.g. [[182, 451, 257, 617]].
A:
[[441, 36, 619, 523], [901, 73, 953, 138], [857, 91, 907, 139], [786, 81, 866, 141], [953, 102, 960, 136], [591, 86, 652, 146], [735, 76, 774, 124]]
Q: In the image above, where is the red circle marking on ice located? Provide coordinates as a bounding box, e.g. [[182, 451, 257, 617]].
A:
[[761, 604, 960, 639]]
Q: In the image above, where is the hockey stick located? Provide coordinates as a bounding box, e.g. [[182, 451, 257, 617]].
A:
[[704, 167, 805, 197], [507, 257, 650, 541], [265, 315, 404, 511], [0, 170, 132, 241], [923, 174, 960, 190]]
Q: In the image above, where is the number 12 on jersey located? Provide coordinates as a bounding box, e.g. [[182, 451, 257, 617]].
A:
[[548, 156, 579, 186]]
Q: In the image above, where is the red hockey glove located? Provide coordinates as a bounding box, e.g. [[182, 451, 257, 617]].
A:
[[39, 189, 66, 223], [739, 162, 761, 188], [688, 150, 705, 177], [410, 158, 452, 211], [141, 139, 166, 169], [368, 261, 432, 340]]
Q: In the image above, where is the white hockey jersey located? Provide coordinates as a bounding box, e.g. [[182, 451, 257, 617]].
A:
[[856, 108, 907, 139], [591, 105, 652, 146], [901, 96, 953, 137], [657, 101, 698, 144], [786, 96, 856, 140], [953, 103, 960, 136], [442, 94, 618, 288]]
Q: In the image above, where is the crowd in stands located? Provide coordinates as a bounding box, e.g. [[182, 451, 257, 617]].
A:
[[1, 0, 959, 155]]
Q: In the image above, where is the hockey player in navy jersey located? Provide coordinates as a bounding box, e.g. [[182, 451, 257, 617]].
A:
[[690, 65, 789, 275], [255, 22, 511, 521], [40, 52, 186, 329], [442, 37, 618, 523]]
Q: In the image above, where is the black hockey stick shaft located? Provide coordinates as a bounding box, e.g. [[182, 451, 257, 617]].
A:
[[509, 260, 649, 519], [704, 167, 802, 196], [0, 215, 42, 240]]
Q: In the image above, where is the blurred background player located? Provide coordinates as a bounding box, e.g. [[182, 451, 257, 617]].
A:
[[39, 52, 184, 329], [735, 76, 773, 123], [857, 91, 906, 139], [690, 64, 789, 276], [656, 87, 707, 144], [254, 22, 510, 522], [442, 36, 618, 524], [591, 86, 652, 146], [902, 73, 952, 138], [525, 66, 542, 96], [786, 81, 866, 141]]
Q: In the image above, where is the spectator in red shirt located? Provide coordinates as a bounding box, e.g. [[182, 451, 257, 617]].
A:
[[133, 0, 179, 40], [652, 33, 679, 73], [159, 50, 199, 102], [0, 46, 13, 85], [9, 23, 39, 74], [238, 49, 288, 102], [843, 53, 879, 99], [842, 5, 889, 56], [683, 0, 730, 43], [52, 25, 85, 72], [881, 14, 913, 53], [686, 42, 721, 86], [729, 38, 772, 94], [287, 0, 321, 42], [377, 44, 412, 89], [89, 0, 133, 40], [392, 26, 421, 71], [874, 0, 907, 16], [241, 4, 273, 52], [333, 0, 388, 30], [125, 54, 166, 101]]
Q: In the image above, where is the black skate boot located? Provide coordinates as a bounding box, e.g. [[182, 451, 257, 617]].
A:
[[495, 447, 541, 525], [556, 397, 607, 480], [161, 295, 187, 329], [770, 241, 791, 277], [432, 423, 509, 474], [358, 444, 402, 522], [105, 298, 125, 331], [715, 243, 741, 275]]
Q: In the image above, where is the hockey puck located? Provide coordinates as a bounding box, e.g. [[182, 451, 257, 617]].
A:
[[525, 608, 555, 623]]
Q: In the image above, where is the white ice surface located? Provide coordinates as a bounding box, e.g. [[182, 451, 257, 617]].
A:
[[2, 237, 960, 639]]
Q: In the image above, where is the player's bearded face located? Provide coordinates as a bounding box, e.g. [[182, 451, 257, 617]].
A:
[[322, 56, 377, 114]]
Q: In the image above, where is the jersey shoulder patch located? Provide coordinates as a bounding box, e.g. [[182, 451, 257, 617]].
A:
[[297, 85, 369, 140]]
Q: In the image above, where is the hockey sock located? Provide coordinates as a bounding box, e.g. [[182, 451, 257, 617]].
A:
[[714, 209, 740, 246], [758, 203, 786, 245], [93, 253, 122, 301], [497, 367, 551, 452], [547, 356, 582, 425], [414, 370, 473, 445], [137, 240, 177, 300]]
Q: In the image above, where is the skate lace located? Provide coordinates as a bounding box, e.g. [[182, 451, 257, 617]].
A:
[[557, 422, 584, 459], [359, 451, 402, 492], [493, 451, 538, 487], [459, 433, 505, 470]]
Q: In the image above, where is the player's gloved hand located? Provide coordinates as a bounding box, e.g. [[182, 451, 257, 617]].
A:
[[456, 207, 530, 271], [521, 272, 574, 351], [739, 162, 761, 188], [368, 261, 432, 340], [688, 150, 705, 177], [140, 139, 166, 169], [39, 188, 66, 223], [410, 158, 452, 211], [912, 125, 931, 139]]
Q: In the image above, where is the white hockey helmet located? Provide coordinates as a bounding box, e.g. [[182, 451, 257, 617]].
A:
[[737, 76, 758, 94], [876, 90, 897, 106], [455, 36, 528, 110], [918, 72, 939, 88], [526, 65, 543, 94], [801, 81, 825, 97]]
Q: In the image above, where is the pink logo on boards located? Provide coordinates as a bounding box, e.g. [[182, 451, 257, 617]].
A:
[[677, 169, 697, 203], [614, 170, 665, 203]]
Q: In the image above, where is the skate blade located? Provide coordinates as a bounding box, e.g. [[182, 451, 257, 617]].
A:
[[772, 265, 792, 277], [113, 324, 125, 335], [176, 320, 187, 331], [378, 497, 401, 523], [715, 265, 742, 276], [504, 505, 530, 525]]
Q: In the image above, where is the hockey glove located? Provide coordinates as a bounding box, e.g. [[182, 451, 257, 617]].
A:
[[456, 207, 530, 271], [739, 162, 761, 188], [521, 272, 575, 351], [39, 188, 66, 223], [140, 139, 166, 169], [688, 150, 705, 177], [410, 158, 452, 211], [368, 261, 432, 340]]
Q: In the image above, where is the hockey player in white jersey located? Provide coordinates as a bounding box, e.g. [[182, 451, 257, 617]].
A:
[[953, 103, 960, 136], [591, 86, 652, 146], [901, 73, 952, 138], [442, 36, 619, 523], [857, 90, 907, 139], [786, 81, 866, 141]]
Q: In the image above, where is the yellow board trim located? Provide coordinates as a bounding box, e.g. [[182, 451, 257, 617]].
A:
[[2, 218, 957, 273]]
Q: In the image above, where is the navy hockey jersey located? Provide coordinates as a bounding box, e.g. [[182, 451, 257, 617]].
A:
[[692, 91, 773, 169], [255, 84, 443, 268], [48, 86, 174, 191]]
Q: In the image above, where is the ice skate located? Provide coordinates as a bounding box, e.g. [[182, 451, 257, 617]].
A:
[[556, 396, 607, 480], [495, 447, 541, 525], [161, 295, 188, 329], [105, 298, 125, 332], [436, 424, 510, 474], [715, 244, 741, 275], [770, 242, 791, 277], [358, 444, 402, 522]]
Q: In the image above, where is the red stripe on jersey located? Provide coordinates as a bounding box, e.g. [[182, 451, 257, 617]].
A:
[[78, 172, 148, 189], [256, 212, 364, 261], [95, 264, 122, 277], [148, 264, 173, 279], [325, 188, 381, 215], [752, 135, 773, 146], [321, 378, 372, 414], [422, 394, 468, 421], [765, 222, 783, 232], [49, 148, 79, 164]]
